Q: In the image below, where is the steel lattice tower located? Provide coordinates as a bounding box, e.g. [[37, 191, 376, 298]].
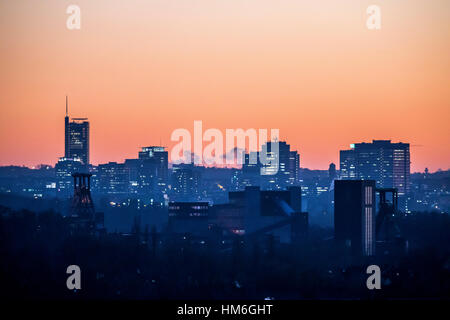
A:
[[70, 173, 96, 229]]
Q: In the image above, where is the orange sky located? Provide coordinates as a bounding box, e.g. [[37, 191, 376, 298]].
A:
[[0, 0, 449, 172]]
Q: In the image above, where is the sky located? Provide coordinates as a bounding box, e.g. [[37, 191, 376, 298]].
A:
[[0, 0, 449, 172]]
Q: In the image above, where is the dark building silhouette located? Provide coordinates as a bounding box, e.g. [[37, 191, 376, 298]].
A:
[[168, 201, 210, 234], [64, 97, 90, 166], [334, 180, 376, 256], [376, 188, 398, 240], [68, 173, 100, 232], [166, 186, 307, 243], [225, 186, 306, 243], [70, 173, 95, 216], [375, 188, 409, 256], [290, 211, 309, 243]]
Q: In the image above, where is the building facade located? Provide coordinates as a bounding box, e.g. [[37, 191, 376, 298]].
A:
[[334, 180, 376, 256], [55, 157, 84, 198], [339, 140, 410, 197], [240, 141, 300, 190], [65, 111, 90, 166]]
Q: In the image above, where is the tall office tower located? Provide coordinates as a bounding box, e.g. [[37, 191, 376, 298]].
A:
[[334, 180, 376, 256], [339, 149, 357, 179], [260, 141, 300, 190], [138, 146, 168, 182], [64, 97, 90, 166], [339, 140, 410, 196], [138, 146, 169, 202]]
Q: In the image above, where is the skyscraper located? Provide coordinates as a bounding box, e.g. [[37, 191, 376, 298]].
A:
[[121, 146, 169, 203], [259, 141, 300, 190], [64, 97, 90, 166], [339, 140, 410, 196], [339, 149, 357, 179], [138, 146, 168, 196], [334, 180, 376, 256]]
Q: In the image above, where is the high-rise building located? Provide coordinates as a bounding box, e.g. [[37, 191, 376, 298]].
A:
[[139, 147, 168, 183], [339, 149, 357, 179], [339, 140, 410, 196], [255, 141, 300, 190], [55, 157, 83, 198], [334, 180, 376, 256], [64, 97, 90, 166], [138, 146, 168, 202]]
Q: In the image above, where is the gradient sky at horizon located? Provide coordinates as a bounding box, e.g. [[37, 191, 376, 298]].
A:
[[0, 0, 449, 172]]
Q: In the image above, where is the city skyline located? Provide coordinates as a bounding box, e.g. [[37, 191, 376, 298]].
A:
[[0, 105, 441, 175], [1, 1, 449, 172], [1, 0, 450, 304]]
